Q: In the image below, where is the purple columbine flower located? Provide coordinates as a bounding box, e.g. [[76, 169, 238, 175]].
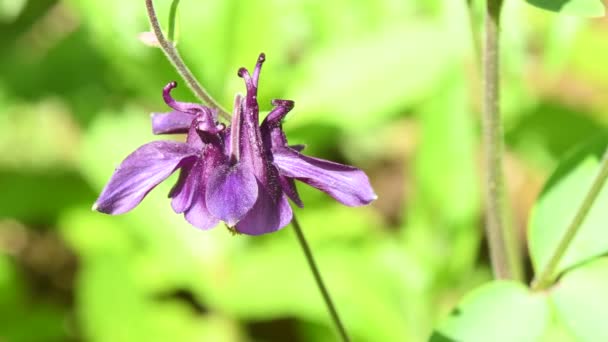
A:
[[93, 54, 377, 235]]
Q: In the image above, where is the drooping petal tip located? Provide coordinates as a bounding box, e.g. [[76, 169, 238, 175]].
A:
[[272, 148, 377, 207]]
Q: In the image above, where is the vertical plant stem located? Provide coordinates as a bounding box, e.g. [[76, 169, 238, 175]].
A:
[[482, 0, 523, 281], [291, 215, 350, 342], [532, 148, 608, 290], [167, 0, 180, 43], [144, 0, 230, 120]]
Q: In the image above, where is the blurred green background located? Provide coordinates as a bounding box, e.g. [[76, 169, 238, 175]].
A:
[[0, 0, 607, 341]]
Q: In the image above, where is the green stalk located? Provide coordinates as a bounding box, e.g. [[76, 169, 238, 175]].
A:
[[291, 216, 350, 342], [532, 148, 608, 290], [167, 0, 180, 43], [144, 0, 230, 120], [482, 0, 523, 281]]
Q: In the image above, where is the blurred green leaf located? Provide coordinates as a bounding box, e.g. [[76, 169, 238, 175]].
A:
[[539, 319, 578, 342], [65, 0, 180, 100], [569, 25, 608, 96], [543, 15, 584, 74], [407, 68, 481, 282], [528, 137, 608, 278], [286, 22, 459, 130], [506, 102, 606, 169], [500, 0, 537, 124], [550, 257, 608, 341], [0, 255, 69, 342], [196, 205, 412, 341], [525, 0, 605, 17], [431, 281, 550, 342], [61, 208, 242, 342], [0, 100, 80, 169], [0, 170, 94, 223], [0, 255, 23, 312], [416, 70, 479, 228], [0, 0, 26, 23]]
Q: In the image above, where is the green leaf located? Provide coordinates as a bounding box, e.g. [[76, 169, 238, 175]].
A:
[[285, 23, 459, 130], [0, 255, 69, 342], [525, 0, 605, 17], [60, 208, 240, 342], [529, 137, 608, 278], [431, 281, 550, 342], [0, 0, 26, 23], [198, 207, 411, 342], [416, 71, 479, 227], [551, 257, 608, 341], [408, 69, 481, 279]]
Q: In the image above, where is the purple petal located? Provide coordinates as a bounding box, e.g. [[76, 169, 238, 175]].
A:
[[182, 143, 227, 230], [205, 163, 258, 226], [234, 181, 292, 235], [272, 148, 377, 206], [277, 193, 293, 229], [169, 160, 197, 213], [184, 187, 220, 230], [151, 111, 194, 135], [93, 141, 198, 214]]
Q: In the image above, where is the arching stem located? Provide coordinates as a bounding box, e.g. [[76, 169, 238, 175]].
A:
[[144, 0, 230, 120]]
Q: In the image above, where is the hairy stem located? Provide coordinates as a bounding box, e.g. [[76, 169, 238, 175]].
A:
[[532, 148, 608, 290], [144, 0, 230, 120], [291, 215, 350, 342], [482, 0, 523, 281]]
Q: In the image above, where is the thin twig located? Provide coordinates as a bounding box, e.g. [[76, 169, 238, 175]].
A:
[[167, 0, 180, 43], [482, 0, 523, 281], [144, 0, 230, 120], [291, 215, 350, 342], [532, 147, 608, 290]]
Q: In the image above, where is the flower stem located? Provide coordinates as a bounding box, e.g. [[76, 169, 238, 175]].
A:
[[532, 147, 608, 291], [167, 0, 180, 43], [482, 0, 523, 281], [291, 215, 350, 342], [144, 0, 230, 121]]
